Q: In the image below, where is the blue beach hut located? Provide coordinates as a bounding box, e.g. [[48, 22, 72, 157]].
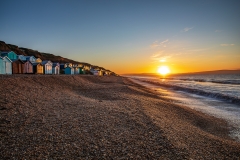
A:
[[65, 66, 74, 75], [0, 56, 12, 74], [1, 51, 17, 60]]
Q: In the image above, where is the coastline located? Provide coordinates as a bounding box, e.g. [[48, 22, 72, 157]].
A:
[[1, 75, 240, 159], [129, 77, 240, 141]]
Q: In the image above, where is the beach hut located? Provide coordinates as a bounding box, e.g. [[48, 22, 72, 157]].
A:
[[64, 66, 74, 75], [0, 56, 12, 74], [75, 64, 85, 74], [17, 55, 27, 61], [32, 63, 43, 74], [60, 63, 65, 74], [25, 56, 36, 63], [73, 67, 79, 74], [23, 60, 33, 74], [90, 68, 99, 75], [84, 65, 91, 71], [35, 58, 42, 63], [99, 69, 104, 76], [52, 63, 60, 74], [1, 51, 17, 60], [12, 59, 24, 74], [42, 60, 53, 74], [104, 70, 111, 76], [79, 67, 85, 74], [73, 64, 84, 74], [64, 63, 73, 68]]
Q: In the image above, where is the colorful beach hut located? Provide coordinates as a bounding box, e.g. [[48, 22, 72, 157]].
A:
[[12, 59, 24, 74], [0, 56, 12, 74], [1, 51, 17, 60], [17, 55, 27, 61], [25, 56, 36, 63], [42, 60, 53, 74], [32, 63, 43, 74], [35, 58, 42, 63], [23, 60, 33, 74], [73, 67, 79, 74], [90, 68, 99, 75], [52, 63, 60, 74], [64, 66, 74, 75]]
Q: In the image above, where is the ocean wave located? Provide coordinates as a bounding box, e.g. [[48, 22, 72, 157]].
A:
[[176, 78, 240, 85], [140, 79, 240, 105]]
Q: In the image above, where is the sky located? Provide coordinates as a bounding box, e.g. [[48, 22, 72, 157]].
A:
[[1, 0, 240, 74]]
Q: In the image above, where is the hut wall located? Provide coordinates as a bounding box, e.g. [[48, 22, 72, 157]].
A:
[[0, 57, 14, 74], [23, 61, 33, 74], [74, 68, 79, 74], [37, 65, 43, 74], [5, 59, 12, 74], [12, 61, 24, 74], [44, 64, 52, 74], [33, 64, 43, 74], [52, 66, 60, 74], [65, 67, 74, 75]]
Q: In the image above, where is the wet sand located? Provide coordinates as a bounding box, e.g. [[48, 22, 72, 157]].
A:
[[0, 75, 240, 159]]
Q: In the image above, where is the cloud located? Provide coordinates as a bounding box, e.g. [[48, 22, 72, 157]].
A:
[[183, 27, 193, 32], [160, 39, 169, 45], [158, 56, 171, 62], [151, 41, 160, 48], [151, 53, 161, 58], [151, 50, 172, 63], [150, 39, 169, 48], [188, 48, 210, 52], [221, 44, 235, 46]]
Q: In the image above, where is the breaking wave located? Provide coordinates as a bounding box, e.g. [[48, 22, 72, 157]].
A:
[[177, 78, 240, 85], [140, 79, 240, 105]]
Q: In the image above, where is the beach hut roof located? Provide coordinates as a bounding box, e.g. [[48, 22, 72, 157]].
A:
[[1, 51, 15, 56], [52, 62, 60, 67], [42, 60, 52, 64], [24, 55, 36, 59], [0, 56, 12, 62], [32, 62, 43, 66], [12, 59, 24, 63], [22, 60, 33, 64]]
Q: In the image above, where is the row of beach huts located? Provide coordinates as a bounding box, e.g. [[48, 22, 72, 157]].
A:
[[0, 51, 113, 75]]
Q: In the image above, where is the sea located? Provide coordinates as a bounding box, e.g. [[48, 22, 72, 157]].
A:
[[125, 73, 240, 140]]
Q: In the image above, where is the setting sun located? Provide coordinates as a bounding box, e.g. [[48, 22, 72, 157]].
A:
[[157, 66, 170, 75]]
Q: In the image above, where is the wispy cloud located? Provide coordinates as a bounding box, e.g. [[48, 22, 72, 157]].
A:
[[151, 41, 160, 48], [158, 56, 171, 62], [150, 39, 169, 48], [221, 44, 235, 46], [151, 50, 173, 63], [188, 48, 210, 52], [151, 53, 161, 58], [182, 27, 193, 32], [160, 39, 169, 45]]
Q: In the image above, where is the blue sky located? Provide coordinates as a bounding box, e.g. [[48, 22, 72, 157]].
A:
[[1, 0, 240, 73]]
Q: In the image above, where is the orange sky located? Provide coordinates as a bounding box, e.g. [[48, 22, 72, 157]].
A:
[[108, 42, 240, 74]]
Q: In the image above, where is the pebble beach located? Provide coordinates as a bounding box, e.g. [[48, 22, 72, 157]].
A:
[[0, 75, 240, 159]]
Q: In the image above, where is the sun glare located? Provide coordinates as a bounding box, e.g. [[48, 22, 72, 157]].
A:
[[157, 66, 170, 75]]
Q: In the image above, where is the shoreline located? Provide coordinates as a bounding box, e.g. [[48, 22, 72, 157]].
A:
[[129, 77, 240, 141], [1, 75, 240, 159]]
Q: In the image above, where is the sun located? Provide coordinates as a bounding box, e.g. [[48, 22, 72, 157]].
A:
[[157, 66, 170, 76]]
